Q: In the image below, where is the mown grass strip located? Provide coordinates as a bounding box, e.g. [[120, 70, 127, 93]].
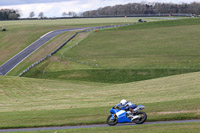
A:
[[0, 98, 199, 129], [3, 122, 200, 133], [119, 18, 200, 30], [1, 17, 154, 65], [7, 31, 76, 76], [23, 68, 200, 83], [23, 18, 200, 83]]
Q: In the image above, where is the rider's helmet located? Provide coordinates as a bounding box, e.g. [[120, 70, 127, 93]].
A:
[[120, 99, 127, 106]]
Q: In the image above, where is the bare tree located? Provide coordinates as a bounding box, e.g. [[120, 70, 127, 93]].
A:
[[72, 12, 77, 17], [38, 12, 44, 18], [62, 12, 68, 17], [29, 11, 35, 18], [68, 11, 77, 17], [15, 9, 21, 18], [68, 11, 73, 17]]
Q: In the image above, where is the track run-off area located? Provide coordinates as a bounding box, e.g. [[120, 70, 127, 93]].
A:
[[1, 17, 191, 133], [0, 25, 129, 76], [0, 119, 199, 132], [0, 17, 179, 76]]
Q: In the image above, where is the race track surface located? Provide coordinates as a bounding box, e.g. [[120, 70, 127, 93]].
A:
[[0, 17, 179, 76], [0, 119, 200, 132], [0, 27, 92, 75], [0, 24, 130, 76]]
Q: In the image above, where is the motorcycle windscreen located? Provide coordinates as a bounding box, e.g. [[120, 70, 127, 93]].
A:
[[116, 110, 131, 123]]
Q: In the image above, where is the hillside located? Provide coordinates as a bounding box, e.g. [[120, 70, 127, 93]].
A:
[[0, 18, 146, 66], [0, 72, 199, 128], [22, 18, 200, 83]]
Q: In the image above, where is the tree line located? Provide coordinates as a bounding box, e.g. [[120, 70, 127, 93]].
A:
[[28, 11, 77, 19], [82, 2, 200, 16], [1, 2, 200, 20], [29, 11, 46, 18], [0, 9, 20, 20]]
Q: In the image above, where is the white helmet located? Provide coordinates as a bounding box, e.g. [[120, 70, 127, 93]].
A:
[[120, 99, 127, 106]]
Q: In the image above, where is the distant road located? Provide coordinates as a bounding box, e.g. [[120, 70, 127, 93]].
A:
[[0, 17, 179, 76], [0, 24, 133, 76], [0, 27, 94, 75], [0, 119, 199, 132]]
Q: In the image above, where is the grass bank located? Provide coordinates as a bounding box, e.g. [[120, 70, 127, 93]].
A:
[[23, 18, 200, 83], [0, 72, 199, 128], [4, 122, 200, 133], [24, 68, 199, 83], [0, 17, 156, 66], [7, 31, 76, 76]]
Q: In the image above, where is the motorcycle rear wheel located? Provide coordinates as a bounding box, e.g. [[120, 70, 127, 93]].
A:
[[133, 112, 147, 124], [107, 115, 118, 126]]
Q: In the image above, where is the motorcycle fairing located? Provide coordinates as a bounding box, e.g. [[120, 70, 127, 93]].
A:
[[116, 110, 131, 123]]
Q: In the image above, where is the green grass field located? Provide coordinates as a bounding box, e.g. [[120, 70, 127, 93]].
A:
[[1, 17, 200, 129], [22, 18, 200, 83], [7, 31, 77, 76], [0, 18, 157, 66], [8, 122, 200, 133], [0, 72, 199, 128]]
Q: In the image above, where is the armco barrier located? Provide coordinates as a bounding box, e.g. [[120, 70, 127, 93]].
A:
[[18, 24, 131, 77]]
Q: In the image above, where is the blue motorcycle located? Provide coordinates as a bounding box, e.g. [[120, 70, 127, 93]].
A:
[[107, 104, 147, 126]]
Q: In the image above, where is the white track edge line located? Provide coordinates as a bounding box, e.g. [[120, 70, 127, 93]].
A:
[[3, 25, 130, 75], [5, 28, 92, 75], [0, 30, 55, 68]]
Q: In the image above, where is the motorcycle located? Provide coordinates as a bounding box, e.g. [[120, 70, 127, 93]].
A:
[[107, 104, 147, 126]]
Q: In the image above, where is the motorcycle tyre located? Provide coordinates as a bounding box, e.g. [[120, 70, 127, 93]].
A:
[[133, 112, 147, 124], [107, 115, 118, 126]]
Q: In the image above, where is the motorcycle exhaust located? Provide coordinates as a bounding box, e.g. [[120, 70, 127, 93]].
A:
[[131, 115, 141, 121]]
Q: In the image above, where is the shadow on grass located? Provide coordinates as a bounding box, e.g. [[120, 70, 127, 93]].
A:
[[24, 68, 200, 83]]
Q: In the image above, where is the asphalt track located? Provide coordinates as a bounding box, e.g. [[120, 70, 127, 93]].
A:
[[0, 119, 199, 132], [0, 27, 95, 75], [0, 24, 131, 76], [0, 17, 180, 76]]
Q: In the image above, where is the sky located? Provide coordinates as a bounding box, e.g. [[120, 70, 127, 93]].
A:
[[0, 0, 199, 18]]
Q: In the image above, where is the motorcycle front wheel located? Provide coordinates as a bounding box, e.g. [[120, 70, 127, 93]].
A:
[[133, 112, 147, 124], [107, 115, 118, 126]]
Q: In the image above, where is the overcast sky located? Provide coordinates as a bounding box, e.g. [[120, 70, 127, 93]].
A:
[[0, 0, 199, 18]]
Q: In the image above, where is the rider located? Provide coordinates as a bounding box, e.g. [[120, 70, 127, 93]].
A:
[[120, 99, 137, 114]]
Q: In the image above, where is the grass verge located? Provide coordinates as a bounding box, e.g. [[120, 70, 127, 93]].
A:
[[0, 72, 199, 128], [5, 122, 200, 133], [0, 17, 156, 65], [23, 68, 200, 83], [7, 31, 76, 76], [23, 18, 200, 83], [0, 98, 199, 129]]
